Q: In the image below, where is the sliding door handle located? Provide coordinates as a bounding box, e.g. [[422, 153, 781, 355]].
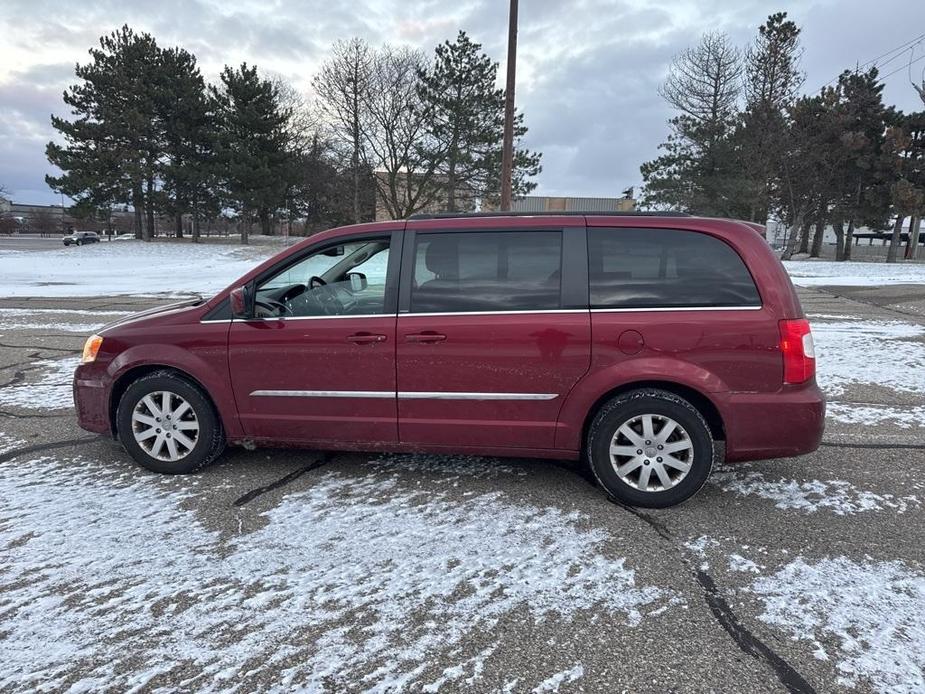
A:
[[346, 333, 387, 344], [405, 332, 447, 343]]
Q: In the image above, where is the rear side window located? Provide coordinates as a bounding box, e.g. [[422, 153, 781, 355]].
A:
[[588, 228, 761, 309], [411, 231, 562, 313]]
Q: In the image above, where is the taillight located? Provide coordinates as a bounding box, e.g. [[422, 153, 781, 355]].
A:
[[779, 319, 815, 384]]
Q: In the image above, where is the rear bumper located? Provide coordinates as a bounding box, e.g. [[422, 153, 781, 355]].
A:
[[73, 369, 111, 435], [720, 383, 825, 462]]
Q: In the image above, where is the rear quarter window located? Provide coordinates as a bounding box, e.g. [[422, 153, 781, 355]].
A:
[[588, 227, 761, 309]]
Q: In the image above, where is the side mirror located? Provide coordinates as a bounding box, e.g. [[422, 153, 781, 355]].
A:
[[347, 272, 368, 292], [230, 286, 248, 318]]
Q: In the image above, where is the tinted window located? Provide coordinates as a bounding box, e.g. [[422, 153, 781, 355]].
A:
[[588, 228, 760, 308], [411, 231, 562, 313]]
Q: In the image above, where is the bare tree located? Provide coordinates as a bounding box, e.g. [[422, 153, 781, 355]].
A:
[[658, 32, 742, 127], [313, 39, 374, 223], [31, 208, 59, 236], [363, 45, 439, 219], [642, 32, 743, 215]]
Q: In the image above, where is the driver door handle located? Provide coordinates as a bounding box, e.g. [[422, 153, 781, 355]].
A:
[[346, 332, 387, 344], [405, 332, 447, 343]]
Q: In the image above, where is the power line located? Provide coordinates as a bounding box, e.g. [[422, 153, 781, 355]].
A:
[[871, 41, 924, 73], [879, 52, 925, 81], [859, 32, 925, 70], [816, 31, 925, 90]]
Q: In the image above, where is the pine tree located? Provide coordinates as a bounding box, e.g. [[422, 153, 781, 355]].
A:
[[830, 68, 893, 260], [211, 64, 291, 243], [46, 26, 163, 239], [737, 12, 804, 223], [158, 46, 218, 242], [417, 31, 540, 210]]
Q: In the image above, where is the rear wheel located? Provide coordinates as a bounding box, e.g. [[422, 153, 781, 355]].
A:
[[586, 389, 714, 508], [116, 371, 225, 474]]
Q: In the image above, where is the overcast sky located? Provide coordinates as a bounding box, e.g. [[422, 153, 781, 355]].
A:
[[1, 0, 924, 205]]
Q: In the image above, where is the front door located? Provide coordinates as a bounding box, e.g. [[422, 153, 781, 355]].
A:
[[396, 228, 591, 450], [228, 233, 400, 445]]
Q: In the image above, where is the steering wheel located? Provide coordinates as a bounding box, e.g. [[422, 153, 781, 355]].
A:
[[255, 298, 292, 316], [309, 275, 327, 289]]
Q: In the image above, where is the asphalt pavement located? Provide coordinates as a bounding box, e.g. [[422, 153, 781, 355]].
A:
[[0, 286, 923, 693]]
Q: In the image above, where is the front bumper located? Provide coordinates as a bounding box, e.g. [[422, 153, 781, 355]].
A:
[[721, 383, 826, 462], [73, 367, 110, 435]]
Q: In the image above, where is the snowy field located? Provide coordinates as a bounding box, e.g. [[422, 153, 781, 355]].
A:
[[783, 259, 925, 287], [0, 241, 282, 297]]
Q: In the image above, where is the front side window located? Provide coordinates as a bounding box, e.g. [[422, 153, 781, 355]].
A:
[[588, 228, 761, 309], [255, 238, 390, 318], [410, 231, 562, 313]]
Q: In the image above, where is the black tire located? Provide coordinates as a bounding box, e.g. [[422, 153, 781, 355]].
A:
[[586, 389, 714, 508], [116, 371, 225, 474]]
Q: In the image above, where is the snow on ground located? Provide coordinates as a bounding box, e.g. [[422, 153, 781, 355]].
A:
[[728, 554, 762, 573], [0, 242, 280, 298], [0, 356, 79, 410], [683, 535, 720, 558], [826, 401, 925, 428], [0, 307, 130, 333], [0, 433, 21, 455], [811, 320, 925, 397], [532, 663, 585, 692], [784, 259, 925, 287], [750, 557, 925, 692], [0, 454, 675, 691], [711, 467, 921, 515]]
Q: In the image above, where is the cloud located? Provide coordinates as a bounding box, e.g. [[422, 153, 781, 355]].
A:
[[1, 0, 924, 204]]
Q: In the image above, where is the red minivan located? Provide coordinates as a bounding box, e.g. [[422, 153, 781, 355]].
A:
[[74, 212, 824, 507]]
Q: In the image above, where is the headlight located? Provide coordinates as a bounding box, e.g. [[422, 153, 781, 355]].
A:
[[81, 334, 103, 364]]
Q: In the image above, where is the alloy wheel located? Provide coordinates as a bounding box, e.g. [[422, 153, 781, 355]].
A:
[[609, 414, 694, 492], [131, 390, 200, 462]]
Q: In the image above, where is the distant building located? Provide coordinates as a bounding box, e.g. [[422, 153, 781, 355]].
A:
[[9, 202, 67, 231], [374, 171, 477, 221], [374, 174, 637, 220], [500, 193, 636, 214], [4, 201, 138, 234]]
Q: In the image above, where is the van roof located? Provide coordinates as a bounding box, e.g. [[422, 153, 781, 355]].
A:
[[407, 211, 690, 220]]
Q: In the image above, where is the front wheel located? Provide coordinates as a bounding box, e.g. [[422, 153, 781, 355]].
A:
[[116, 371, 225, 474], [586, 389, 715, 508]]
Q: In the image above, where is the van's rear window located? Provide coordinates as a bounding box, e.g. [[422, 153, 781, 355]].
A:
[[588, 228, 761, 309]]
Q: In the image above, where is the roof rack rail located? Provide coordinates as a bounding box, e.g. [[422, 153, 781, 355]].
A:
[[407, 210, 691, 220]]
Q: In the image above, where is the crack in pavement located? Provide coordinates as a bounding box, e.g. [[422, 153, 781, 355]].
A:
[[606, 497, 816, 694], [0, 436, 100, 464], [233, 452, 336, 507]]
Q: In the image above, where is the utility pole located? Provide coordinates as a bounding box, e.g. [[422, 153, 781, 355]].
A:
[[500, 0, 518, 211]]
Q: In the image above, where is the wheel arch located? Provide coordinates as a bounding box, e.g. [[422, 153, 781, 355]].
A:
[[580, 380, 725, 450], [109, 365, 220, 437]]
